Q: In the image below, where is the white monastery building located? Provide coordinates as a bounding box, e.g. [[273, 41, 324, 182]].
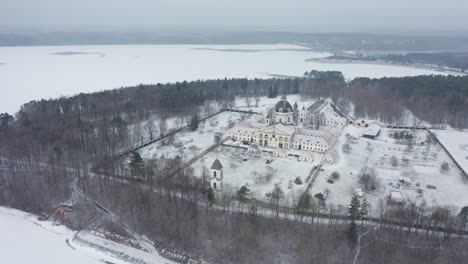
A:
[[227, 96, 345, 162]]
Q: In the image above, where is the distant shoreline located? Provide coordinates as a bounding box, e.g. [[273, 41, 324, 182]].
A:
[[191, 47, 314, 53], [306, 57, 465, 76]]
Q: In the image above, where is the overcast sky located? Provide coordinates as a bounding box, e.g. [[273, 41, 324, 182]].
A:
[[2, 0, 468, 34]]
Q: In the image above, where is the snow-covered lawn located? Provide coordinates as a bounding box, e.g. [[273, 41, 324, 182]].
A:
[[0, 44, 458, 114], [431, 129, 468, 176], [0, 207, 172, 264], [311, 126, 468, 213], [138, 111, 259, 161], [191, 146, 318, 200]]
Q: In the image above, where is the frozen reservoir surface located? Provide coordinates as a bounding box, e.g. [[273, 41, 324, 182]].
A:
[[0, 44, 456, 113]]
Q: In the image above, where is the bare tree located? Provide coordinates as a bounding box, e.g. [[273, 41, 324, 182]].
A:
[[359, 166, 379, 191], [144, 120, 157, 141], [267, 184, 285, 218]]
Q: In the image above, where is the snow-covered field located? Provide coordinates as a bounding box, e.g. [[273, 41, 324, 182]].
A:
[[0, 44, 456, 114], [431, 129, 468, 175], [138, 111, 259, 161], [312, 126, 468, 213], [0, 207, 173, 264], [192, 146, 317, 199]]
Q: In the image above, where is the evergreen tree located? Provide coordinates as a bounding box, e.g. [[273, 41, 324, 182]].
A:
[[314, 192, 326, 209], [129, 151, 144, 177], [297, 192, 311, 217], [459, 206, 468, 230], [349, 195, 361, 221], [360, 198, 369, 224], [190, 113, 199, 131], [347, 195, 361, 244], [237, 185, 250, 212]]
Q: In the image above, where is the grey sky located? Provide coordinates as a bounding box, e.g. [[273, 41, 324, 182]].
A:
[[2, 0, 468, 34]]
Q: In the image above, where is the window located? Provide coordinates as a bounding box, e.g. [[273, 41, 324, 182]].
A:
[[214, 182, 217, 189], [214, 171, 217, 177]]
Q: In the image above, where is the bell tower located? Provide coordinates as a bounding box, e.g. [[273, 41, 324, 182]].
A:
[[210, 159, 223, 192]]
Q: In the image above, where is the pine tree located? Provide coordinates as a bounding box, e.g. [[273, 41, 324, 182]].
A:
[[347, 195, 361, 244], [237, 186, 250, 212], [190, 113, 199, 131], [129, 151, 144, 177], [297, 192, 311, 218], [349, 195, 361, 221], [314, 192, 326, 209], [360, 198, 369, 225]]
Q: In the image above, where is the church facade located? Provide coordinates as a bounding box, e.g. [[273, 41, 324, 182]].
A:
[[227, 96, 345, 159]]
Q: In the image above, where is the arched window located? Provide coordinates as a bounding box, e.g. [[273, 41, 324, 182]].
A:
[[214, 182, 217, 189], [214, 171, 217, 177]]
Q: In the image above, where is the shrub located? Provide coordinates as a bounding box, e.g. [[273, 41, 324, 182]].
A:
[[294, 177, 303, 185], [331, 171, 340, 180]]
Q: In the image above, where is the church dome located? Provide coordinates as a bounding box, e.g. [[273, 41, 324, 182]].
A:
[[274, 96, 293, 113]]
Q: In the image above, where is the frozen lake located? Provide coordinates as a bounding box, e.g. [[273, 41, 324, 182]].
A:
[[0, 44, 456, 113]]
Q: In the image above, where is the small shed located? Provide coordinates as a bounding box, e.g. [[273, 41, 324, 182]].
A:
[[363, 124, 382, 139], [390, 191, 403, 203], [399, 177, 412, 187]]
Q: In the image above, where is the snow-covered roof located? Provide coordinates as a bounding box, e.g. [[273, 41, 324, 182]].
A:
[[390, 191, 403, 203], [268, 123, 296, 136], [293, 133, 328, 146], [431, 129, 468, 176], [249, 143, 260, 150], [363, 124, 381, 137], [228, 122, 259, 134], [307, 99, 327, 113]]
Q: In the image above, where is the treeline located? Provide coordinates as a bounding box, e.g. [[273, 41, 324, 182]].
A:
[[0, 73, 467, 186], [348, 75, 468, 128], [383, 52, 468, 72], [69, 167, 468, 264]]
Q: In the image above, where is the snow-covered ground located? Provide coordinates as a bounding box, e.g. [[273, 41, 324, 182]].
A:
[[0, 44, 457, 114], [312, 126, 468, 214], [431, 129, 468, 175], [138, 111, 259, 161], [192, 146, 318, 200], [0, 207, 173, 264]]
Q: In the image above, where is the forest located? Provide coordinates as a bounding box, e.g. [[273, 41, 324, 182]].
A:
[[1, 72, 468, 263]]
